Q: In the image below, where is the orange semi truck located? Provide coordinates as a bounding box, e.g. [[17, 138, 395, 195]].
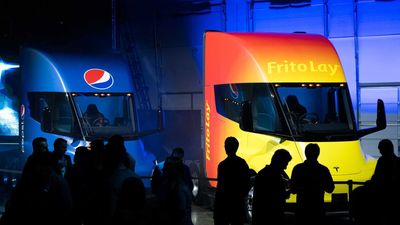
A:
[[203, 31, 386, 208]]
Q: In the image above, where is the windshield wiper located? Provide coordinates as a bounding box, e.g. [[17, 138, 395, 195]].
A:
[[324, 132, 357, 140], [81, 118, 94, 135]]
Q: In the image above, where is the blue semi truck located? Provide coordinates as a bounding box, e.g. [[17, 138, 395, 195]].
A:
[[19, 47, 162, 181]]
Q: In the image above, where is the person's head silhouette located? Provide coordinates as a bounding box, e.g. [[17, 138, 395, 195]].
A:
[[171, 147, 185, 159], [85, 104, 100, 115], [32, 137, 49, 155], [224, 136, 239, 156], [378, 139, 395, 157], [109, 134, 125, 146], [271, 149, 292, 170], [305, 143, 320, 161], [84, 104, 109, 127], [53, 138, 68, 155]]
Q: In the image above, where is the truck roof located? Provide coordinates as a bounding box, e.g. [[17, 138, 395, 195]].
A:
[[21, 48, 135, 93], [204, 32, 346, 85]]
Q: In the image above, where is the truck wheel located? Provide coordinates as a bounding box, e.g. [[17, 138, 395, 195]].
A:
[[190, 163, 202, 204], [247, 186, 254, 223], [247, 169, 256, 223]]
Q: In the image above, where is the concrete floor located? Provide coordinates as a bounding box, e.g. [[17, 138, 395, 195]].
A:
[[0, 193, 354, 225], [0, 181, 355, 225], [191, 204, 215, 225], [190, 204, 354, 225]]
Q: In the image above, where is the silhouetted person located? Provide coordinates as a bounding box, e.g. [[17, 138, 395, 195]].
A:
[[84, 103, 107, 126], [107, 134, 136, 172], [290, 143, 334, 225], [112, 176, 146, 225], [100, 136, 140, 225], [0, 137, 73, 225], [51, 138, 72, 177], [89, 139, 105, 171], [151, 159, 163, 199], [21, 137, 50, 177], [171, 147, 194, 193], [285, 95, 307, 119], [252, 149, 292, 225], [153, 147, 194, 198], [83, 143, 109, 225], [159, 152, 194, 225], [151, 147, 194, 225], [371, 139, 400, 190], [65, 146, 91, 225], [214, 136, 251, 225], [370, 139, 400, 225]]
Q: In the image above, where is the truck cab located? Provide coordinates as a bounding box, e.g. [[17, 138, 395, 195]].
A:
[[20, 48, 161, 181], [204, 32, 386, 207]]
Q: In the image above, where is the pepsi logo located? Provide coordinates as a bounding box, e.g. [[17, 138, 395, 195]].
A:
[[84, 68, 114, 90], [20, 104, 25, 119], [229, 84, 239, 99]]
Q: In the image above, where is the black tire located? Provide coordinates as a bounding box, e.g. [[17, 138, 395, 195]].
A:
[[247, 186, 254, 223], [190, 163, 201, 204], [247, 171, 256, 223]]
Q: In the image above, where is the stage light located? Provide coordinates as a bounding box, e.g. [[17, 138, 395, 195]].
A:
[[0, 61, 20, 79], [268, 0, 311, 9]]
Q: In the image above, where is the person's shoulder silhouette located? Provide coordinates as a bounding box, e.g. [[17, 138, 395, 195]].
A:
[[371, 139, 400, 189], [368, 139, 400, 225]]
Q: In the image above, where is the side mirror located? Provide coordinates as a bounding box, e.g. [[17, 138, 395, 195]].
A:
[[137, 107, 164, 138], [239, 101, 253, 132], [157, 107, 164, 131], [376, 99, 386, 130], [357, 99, 387, 138], [41, 107, 53, 132]]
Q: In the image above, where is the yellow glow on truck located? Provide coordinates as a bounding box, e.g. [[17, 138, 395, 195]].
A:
[[204, 31, 386, 204]]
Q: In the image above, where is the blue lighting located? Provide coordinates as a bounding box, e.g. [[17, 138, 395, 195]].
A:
[[0, 58, 20, 136], [0, 61, 20, 79]]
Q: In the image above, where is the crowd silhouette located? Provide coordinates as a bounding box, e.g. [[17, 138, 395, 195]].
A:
[[0, 136, 399, 225], [350, 139, 400, 225], [0, 135, 147, 225], [213, 137, 399, 225]]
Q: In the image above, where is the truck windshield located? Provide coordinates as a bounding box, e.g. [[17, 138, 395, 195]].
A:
[[73, 93, 136, 139], [274, 83, 357, 141]]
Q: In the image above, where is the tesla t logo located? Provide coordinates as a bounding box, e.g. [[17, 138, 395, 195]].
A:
[[333, 167, 339, 172]]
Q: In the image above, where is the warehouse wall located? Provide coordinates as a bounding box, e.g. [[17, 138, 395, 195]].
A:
[[126, 0, 400, 156]]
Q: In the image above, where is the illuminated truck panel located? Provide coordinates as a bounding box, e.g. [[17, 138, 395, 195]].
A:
[[205, 32, 346, 85], [20, 48, 159, 182], [204, 32, 385, 202]]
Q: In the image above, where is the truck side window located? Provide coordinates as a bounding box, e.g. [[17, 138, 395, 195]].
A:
[[28, 92, 80, 137], [215, 84, 243, 122], [215, 83, 285, 134], [72, 94, 136, 137], [252, 91, 280, 132]]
